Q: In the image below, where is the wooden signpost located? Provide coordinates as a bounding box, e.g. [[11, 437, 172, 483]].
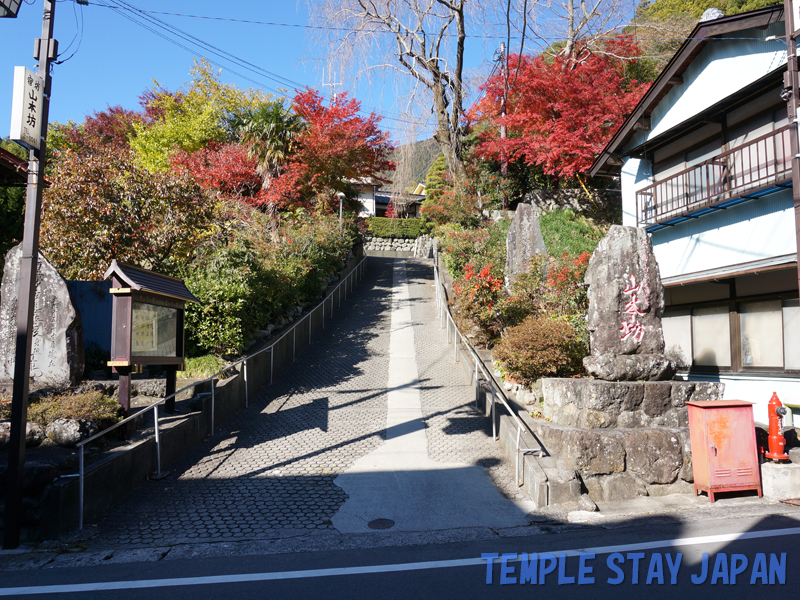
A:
[[104, 260, 200, 415]]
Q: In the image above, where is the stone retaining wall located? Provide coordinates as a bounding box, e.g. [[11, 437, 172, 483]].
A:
[[523, 189, 621, 217], [542, 379, 723, 430], [533, 378, 726, 502], [363, 235, 433, 256]]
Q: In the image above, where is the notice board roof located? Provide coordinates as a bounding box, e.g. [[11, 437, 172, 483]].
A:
[[104, 260, 200, 304]]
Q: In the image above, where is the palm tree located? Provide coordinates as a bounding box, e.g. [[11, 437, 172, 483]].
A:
[[232, 101, 304, 186]]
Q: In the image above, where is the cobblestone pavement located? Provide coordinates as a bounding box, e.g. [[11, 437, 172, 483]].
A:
[[85, 258, 525, 547], [406, 260, 528, 502]]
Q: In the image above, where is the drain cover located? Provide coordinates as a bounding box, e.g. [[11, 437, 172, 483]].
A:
[[368, 518, 395, 530]]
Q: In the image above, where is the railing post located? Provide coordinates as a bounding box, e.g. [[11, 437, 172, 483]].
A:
[[154, 405, 163, 479], [474, 355, 479, 409], [492, 392, 496, 440], [322, 298, 325, 329], [308, 313, 312, 345], [515, 426, 521, 486], [293, 328, 296, 361], [270, 348, 274, 385], [453, 328, 458, 363], [244, 359, 249, 409], [211, 378, 216, 435], [78, 446, 84, 531]]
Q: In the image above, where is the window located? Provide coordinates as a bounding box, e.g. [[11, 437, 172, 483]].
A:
[[692, 306, 731, 367], [663, 297, 799, 373], [784, 299, 800, 369], [739, 300, 782, 367]]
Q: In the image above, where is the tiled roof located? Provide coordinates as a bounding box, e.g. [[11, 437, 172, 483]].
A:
[[104, 260, 200, 304], [0, 146, 27, 187]]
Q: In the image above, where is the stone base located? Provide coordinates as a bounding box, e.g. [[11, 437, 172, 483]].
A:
[[542, 378, 724, 429], [526, 417, 691, 501], [583, 354, 676, 381], [761, 462, 800, 500]]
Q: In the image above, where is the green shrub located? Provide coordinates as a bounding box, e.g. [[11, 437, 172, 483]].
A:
[[539, 209, 607, 259], [368, 217, 423, 239], [493, 315, 586, 384], [184, 240, 274, 356], [178, 354, 226, 379], [439, 219, 509, 281], [184, 212, 356, 357], [1, 391, 122, 430]]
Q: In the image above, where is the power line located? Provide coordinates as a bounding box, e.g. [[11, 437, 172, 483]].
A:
[[89, 0, 426, 131], [80, 2, 790, 44]]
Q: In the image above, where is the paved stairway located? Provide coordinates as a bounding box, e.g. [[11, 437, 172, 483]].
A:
[[87, 258, 531, 547]]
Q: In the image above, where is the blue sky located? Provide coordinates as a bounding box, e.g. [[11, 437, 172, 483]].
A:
[[0, 0, 507, 143]]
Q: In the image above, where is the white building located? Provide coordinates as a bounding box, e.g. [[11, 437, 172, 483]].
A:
[[591, 6, 798, 423]]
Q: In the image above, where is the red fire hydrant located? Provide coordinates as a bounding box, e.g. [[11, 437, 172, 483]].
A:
[[766, 392, 789, 461]]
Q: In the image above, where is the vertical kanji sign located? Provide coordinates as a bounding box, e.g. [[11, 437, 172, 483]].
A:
[[9, 66, 43, 150]]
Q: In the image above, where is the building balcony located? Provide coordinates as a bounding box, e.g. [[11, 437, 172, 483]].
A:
[[636, 125, 793, 231]]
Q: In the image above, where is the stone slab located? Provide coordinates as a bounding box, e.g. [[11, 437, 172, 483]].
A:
[[761, 462, 800, 500], [583, 353, 676, 381], [0, 244, 84, 385], [505, 203, 546, 286], [542, 378, 724, 429]]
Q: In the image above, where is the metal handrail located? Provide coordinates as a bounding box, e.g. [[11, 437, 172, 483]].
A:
[[636, 124, 792, 226], [431, 250, 542, 488], [74, 255, 368, 530]]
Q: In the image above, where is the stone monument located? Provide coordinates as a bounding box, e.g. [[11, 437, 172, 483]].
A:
[[583, 225, 675, 381], [505, 203, 546, 287], [0, 244, 84, 386], [531, 225, 724, 503]]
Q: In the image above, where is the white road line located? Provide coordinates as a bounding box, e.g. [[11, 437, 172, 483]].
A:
[[2, 526, 800, 596]]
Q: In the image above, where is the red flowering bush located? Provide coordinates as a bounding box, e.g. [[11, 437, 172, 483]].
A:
[[494, 251, 592, 382], [451, 261, 506, 347], [502, 251, 590, 326]]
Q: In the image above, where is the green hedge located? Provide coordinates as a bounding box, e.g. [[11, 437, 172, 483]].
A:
[[368, 217, 423, 239]]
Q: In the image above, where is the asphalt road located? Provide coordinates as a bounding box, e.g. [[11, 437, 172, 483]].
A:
[[1, 514, 798, 599]]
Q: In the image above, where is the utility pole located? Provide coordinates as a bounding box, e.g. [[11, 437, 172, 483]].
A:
[[497, 42, 509, 210], [785, 0, 800, 323], [4, 0, 58, 550]]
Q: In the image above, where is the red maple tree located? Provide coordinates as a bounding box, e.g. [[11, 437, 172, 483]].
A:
[[265, 89, 395, 210], [171, 142, 269, 206], [469, 37, 649, 178], [55, 106, 142, 154]]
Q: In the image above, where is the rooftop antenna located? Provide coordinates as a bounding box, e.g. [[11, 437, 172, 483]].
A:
[[322, 67, 342, 104]]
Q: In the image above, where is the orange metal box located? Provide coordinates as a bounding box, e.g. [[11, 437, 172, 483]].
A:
[[687, 400, 762, 503]]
